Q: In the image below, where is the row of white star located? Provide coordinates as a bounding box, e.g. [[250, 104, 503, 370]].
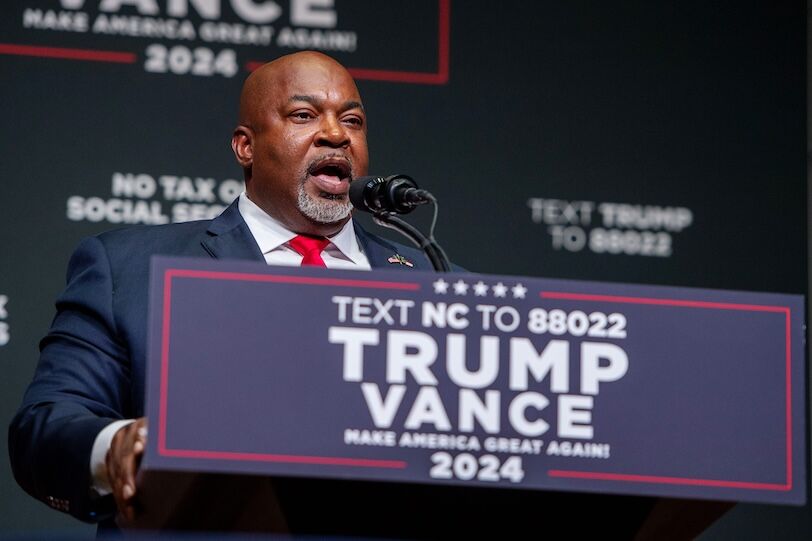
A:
[[432, 279, 529, 298]]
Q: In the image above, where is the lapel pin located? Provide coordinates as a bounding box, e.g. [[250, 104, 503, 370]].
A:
[[387, 254, 414, 267]]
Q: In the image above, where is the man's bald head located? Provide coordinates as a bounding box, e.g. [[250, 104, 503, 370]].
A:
[[231, 51, 369, 237], [238, 51, 361, 130]]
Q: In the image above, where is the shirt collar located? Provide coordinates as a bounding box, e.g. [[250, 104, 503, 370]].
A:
[[238, 192, 365, 264]]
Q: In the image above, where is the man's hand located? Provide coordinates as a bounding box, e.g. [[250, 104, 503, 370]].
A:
[[105, 417, 147, 522]]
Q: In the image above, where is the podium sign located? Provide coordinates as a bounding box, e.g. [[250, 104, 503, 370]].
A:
[[144, 256, 806, 505]]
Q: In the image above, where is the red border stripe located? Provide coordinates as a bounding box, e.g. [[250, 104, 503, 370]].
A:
[[157, 271, 173, 455], [785, 309, 792, 485], [0, 43, 136, 63], [166, 268, 421, 290], [540, 291, 787, 312], [547, 470, 790, 491], [161, 448, 407, 469]]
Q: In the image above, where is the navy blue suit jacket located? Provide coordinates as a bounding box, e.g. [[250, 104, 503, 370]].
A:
[[8, 201, 434, 522]]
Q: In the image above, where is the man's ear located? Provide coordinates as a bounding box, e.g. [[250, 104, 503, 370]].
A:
[[231, 125, 254, 167]]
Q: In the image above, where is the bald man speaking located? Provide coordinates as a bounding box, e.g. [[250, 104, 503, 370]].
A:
[[9, 52, 434, 529]]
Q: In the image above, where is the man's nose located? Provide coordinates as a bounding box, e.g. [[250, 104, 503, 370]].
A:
[[315, 114, 350, 148]]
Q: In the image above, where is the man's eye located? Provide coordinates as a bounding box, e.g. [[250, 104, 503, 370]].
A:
[[291, 111, 314, 121], [343, 116, 363, 127]]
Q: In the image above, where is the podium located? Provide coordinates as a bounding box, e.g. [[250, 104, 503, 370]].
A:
[[128, 257, 805, 538], [131, 472, 735, 539]]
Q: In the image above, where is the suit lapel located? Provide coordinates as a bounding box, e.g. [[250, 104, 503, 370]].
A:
[[354, 222, 390, 268], [201, 200, 265, 262], [202, 204, 419, 269]]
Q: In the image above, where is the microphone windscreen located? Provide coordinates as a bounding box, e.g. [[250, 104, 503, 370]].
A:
[[349, 176, 381, 212]]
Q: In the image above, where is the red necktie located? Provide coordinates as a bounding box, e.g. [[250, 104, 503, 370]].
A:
[[289, 235, 330, 267]]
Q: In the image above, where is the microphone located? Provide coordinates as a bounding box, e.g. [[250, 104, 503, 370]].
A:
[[350, 174, 435, 214]]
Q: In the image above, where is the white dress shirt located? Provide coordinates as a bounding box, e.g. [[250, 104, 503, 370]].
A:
[[238, 192, 371, 270], [90, 193, 371, 494]]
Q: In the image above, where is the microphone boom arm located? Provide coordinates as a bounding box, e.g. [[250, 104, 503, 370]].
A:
[[372, 211, 452, 272]]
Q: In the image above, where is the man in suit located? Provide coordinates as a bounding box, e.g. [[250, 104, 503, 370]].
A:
[[9, 50, 432, 527]]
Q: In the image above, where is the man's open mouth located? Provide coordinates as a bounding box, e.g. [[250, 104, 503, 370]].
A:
[[307, 157, 352, 195]]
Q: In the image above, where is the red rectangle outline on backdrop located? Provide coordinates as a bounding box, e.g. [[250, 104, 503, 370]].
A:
[[157, 268, 420, 470], [0, 0, 450, 83], [246, 0, 451, 85], [0, 43, 137, 63], [540, 291, 794, 492]]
